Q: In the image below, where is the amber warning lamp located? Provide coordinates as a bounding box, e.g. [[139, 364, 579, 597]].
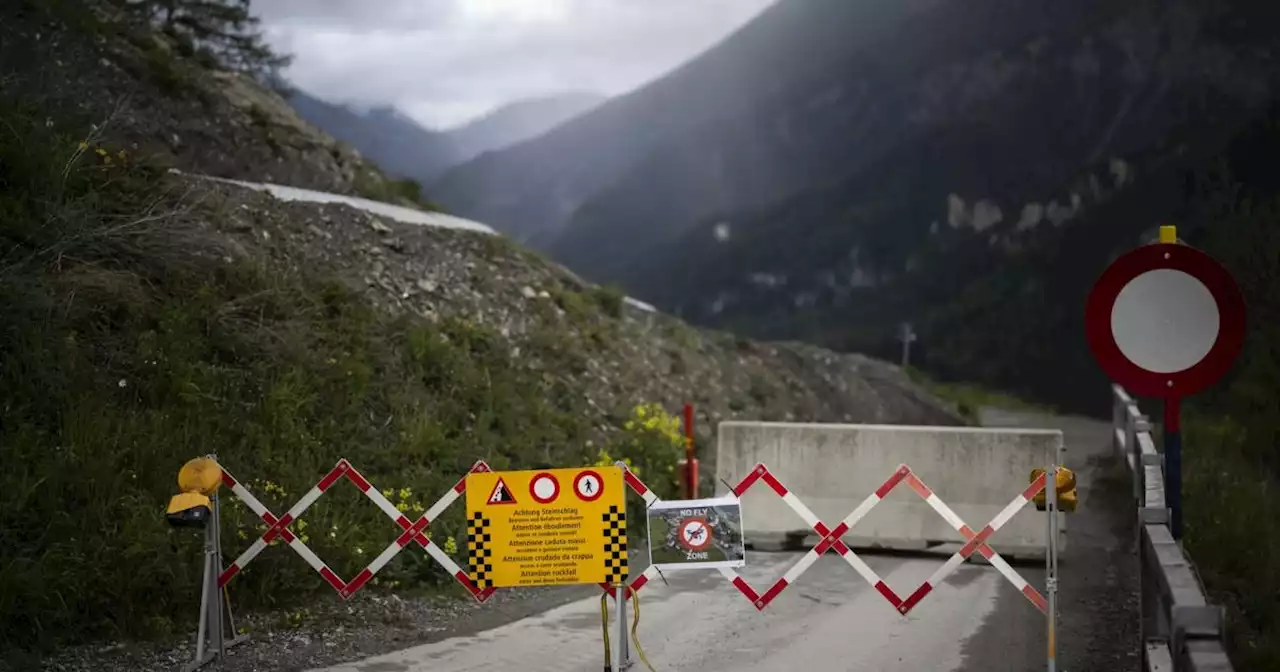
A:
[[167, 457, 223, 527], [1030, 467, 1077, 513]]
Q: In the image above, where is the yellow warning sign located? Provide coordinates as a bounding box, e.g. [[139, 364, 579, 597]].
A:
[[465, 466, 627, 588]]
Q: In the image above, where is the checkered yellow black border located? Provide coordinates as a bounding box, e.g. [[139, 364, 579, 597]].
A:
[[467, 511, 494, 589], [602, 504, 628, 584]]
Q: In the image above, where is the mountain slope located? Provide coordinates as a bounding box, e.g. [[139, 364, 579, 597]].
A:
[[430, 0, 1279, 414], [288, 90, 462, 185], [429, 0, 948, 247], [617, 0, 1279, 415], [447, 92, 605, 163]]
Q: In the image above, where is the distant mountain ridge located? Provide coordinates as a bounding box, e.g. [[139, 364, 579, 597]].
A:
[[447, 92, 604, 163], [286, 90, 605, 189], [287, 90, 461, 185], [427, 0, 949, 248]]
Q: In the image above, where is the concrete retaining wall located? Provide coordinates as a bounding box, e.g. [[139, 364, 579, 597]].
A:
[[715, 422, 1066, 559]]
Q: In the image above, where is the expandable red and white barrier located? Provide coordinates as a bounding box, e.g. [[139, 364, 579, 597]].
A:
[[214, 457, 1053, 617], [215, 458, 663, 602], [626, 461, 1051, 616], [216, 458, 496, 601]]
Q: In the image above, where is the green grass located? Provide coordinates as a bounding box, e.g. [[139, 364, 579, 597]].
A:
[[1182, 184, 1280, 670], [1183, 415, 1280, 670], [0, 89, 684, 654]]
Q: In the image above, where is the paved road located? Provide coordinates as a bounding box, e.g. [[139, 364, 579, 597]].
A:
[[310, 408, 1138, 672], [967, 408, 1140, 672], [312, 553, 1006, 672]]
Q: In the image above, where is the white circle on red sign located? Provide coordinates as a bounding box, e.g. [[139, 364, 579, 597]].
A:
[[529, 473, 559, 504], [1111, 269, 1220, 374], [678, 517, 712, 552], [573, 470, 603, 502]]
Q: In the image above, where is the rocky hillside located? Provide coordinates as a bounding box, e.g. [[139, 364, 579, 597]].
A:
[[429, 0, 1280, 415], [0, 0, 960, 434], [200, 178, 963, 433]]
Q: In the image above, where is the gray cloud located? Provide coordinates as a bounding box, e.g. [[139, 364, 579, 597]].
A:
[[257, 0, 776, 129]]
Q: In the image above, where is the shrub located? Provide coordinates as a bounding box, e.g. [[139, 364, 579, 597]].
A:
[[351, 169, 442, 212], [595, 403, 685, 496], [593, 403, 687, 543], [590, 285, 626, 318]]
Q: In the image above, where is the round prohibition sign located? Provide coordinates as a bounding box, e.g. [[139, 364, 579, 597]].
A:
[[678, 517, 712, 552], [1085, 241, 1245, 397], [573, 470, 604, 502], [529, 472, 560, 504]]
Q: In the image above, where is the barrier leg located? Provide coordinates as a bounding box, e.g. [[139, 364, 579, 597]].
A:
[[194, 527, 212, 665], [185, 512, 217, 672], [184, 489, 248, 672]]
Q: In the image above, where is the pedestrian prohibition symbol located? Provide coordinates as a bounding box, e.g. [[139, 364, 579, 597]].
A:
[[466, 466, 627, 588]]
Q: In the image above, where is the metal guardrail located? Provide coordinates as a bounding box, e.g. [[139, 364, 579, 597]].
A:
[[1111, 385, 1235, 672]]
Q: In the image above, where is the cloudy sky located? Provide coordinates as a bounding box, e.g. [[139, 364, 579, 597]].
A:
[[255, 0, 777, 130]]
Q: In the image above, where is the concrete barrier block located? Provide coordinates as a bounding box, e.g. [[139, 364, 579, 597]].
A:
[[715, 422, 1066, 558]]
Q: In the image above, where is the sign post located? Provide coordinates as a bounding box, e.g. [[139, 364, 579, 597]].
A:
[[1084, 225, 1245, 538], [899, 322, 917, 368], [679, 404, 699, 500]]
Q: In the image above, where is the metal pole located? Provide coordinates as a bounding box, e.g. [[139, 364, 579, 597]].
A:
[[683, 404, 697, 500], [612, 584, 625, 672], [1164, 397, 1183, 539], [1046, 464, 1059, 672], [899, 323, 915, 368], [193, 519, 213, 664], [621, 586, 632, 666]]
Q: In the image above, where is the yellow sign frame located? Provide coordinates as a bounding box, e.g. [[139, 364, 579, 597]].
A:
[[465, 466, 627, 588]]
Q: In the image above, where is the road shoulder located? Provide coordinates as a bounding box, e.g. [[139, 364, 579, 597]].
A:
[[957, 407, 1140, 672]]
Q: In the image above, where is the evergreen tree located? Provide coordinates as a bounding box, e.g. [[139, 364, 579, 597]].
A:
[[118, 0, 291, 84]]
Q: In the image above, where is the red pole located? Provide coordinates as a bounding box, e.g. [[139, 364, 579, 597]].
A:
[[682, 404, 698, 499]]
